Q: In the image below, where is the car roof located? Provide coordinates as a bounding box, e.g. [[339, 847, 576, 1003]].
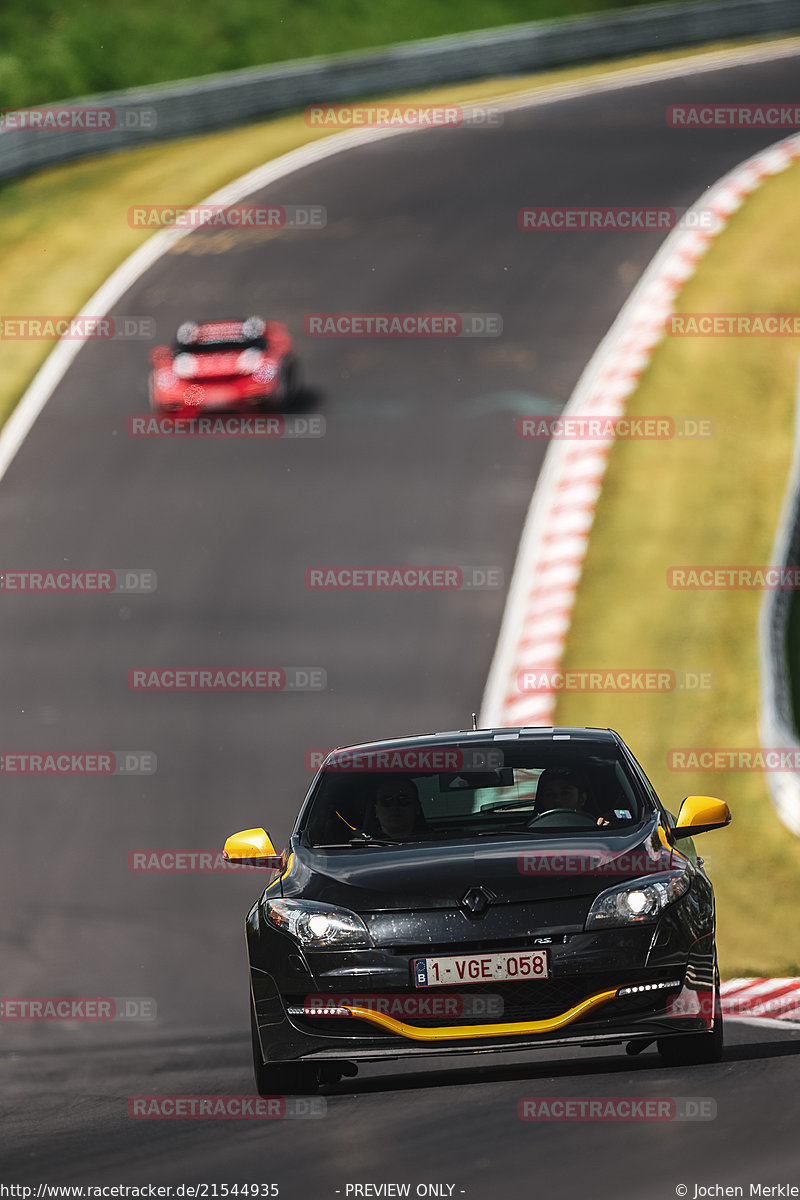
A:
[[325, 727, 623, 760], [175, 318, 266, 345]]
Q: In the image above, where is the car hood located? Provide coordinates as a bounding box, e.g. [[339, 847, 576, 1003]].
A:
[[280, 824, 675, 912]]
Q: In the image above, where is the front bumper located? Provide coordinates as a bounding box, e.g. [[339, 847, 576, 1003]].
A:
[[329, 985, 622, 1040], [150, 376, 281, 413], [251, 964, 714, 1065], [248, 889, 716, 1065], [251, 990, 712, 1065]]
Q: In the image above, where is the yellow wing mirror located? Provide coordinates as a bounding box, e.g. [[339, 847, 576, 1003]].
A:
[[672, 796, 731, 840], [223, 827, 283, 869]]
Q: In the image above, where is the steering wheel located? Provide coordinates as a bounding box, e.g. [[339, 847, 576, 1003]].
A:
[[527, 807, 599, 829]]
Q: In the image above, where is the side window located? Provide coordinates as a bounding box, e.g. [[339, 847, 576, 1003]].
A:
[[627, 754, 668, 823], [625, 752, 698, 861], [607, 762, 641, 821]]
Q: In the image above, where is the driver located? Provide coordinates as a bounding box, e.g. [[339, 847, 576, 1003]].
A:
[[373, 777, 425, 839], [534, 768, 611, 827]]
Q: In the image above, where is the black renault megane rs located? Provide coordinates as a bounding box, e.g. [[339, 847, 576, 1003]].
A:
[[223, 726, 730, 1094]]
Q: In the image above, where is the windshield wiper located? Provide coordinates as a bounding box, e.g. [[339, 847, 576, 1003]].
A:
[[311, 837, 404, 848], [472, 828, 552, 837], [348, 833, 402, 846]]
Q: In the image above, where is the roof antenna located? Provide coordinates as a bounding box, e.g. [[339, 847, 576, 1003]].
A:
[[471, 712, 478, 730]]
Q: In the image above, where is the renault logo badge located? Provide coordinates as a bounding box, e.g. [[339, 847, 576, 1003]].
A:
[[461, 886, 493, 917]]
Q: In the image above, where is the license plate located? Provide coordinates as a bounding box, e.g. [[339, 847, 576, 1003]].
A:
[[413, 949, 548, 988]]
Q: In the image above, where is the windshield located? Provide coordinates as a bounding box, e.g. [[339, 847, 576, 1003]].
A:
[[302, 743, 647, 847], [174, 320, 268, 354], [175, 336, 267, 354]]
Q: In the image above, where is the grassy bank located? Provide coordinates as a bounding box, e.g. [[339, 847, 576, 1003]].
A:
[[555, 157, 800, 976]]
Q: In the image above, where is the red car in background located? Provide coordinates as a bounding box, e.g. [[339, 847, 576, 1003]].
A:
[[149, 317, 299, 413]]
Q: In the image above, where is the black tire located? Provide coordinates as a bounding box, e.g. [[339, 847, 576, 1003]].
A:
[[657, 978, 724, 1066], [250, 997, 320, 1096], [257, 359, 298, 413], [280, 358, 299, 408]]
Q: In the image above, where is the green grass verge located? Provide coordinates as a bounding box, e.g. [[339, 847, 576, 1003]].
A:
[[554, 156, 800, 977], [1, 36, 796, 432], [0, 0, 702, 109]]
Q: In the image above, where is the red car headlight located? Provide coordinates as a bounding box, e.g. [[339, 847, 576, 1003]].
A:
[[253, 362, 277, 384]]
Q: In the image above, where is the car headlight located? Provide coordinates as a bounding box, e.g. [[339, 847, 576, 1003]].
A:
[[242, 316, 266, 339], [173, 353, 197, 379], [263, 898, 370, 948], [585, 870, 691, 929], [237, 348, 263, 374], [253, 362, 277, 384], [176, 321, 199, 344]]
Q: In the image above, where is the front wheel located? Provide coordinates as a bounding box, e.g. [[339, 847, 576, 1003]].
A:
[[250, 997, 320, 1095], [657, 979, 724, 1066], [280, 357, 301, 407]]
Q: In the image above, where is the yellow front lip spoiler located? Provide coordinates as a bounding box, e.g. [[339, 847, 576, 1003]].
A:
[[342, 987, 620, 1042]]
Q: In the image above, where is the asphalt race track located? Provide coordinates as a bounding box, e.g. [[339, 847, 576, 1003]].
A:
[[3, 47, 800, 1197]]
